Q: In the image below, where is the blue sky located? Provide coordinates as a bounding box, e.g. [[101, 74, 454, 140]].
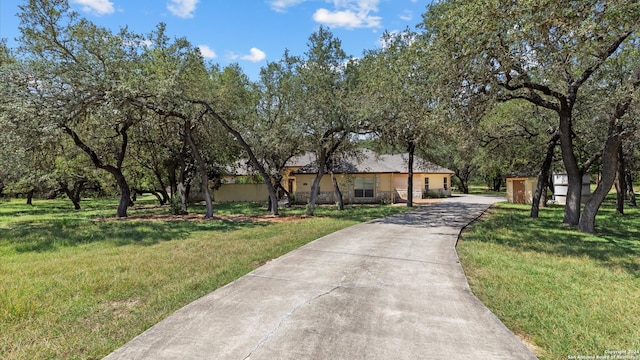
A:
[[0, 0, 431, 79]]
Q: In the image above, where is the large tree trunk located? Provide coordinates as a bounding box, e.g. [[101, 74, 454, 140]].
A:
[[579, 129, 621, 233], [26, 189, 34, 205], [114, 172, 131, 218], [531, 132, 559, 218], [558, 111, 582, 225], [307, 169, 325, 216], [184, 121, 213, 219], [407, 142, 415, 207], [260, 176, 279, 216], [307, 151, 329, 216], [265, 181, 279, 216]]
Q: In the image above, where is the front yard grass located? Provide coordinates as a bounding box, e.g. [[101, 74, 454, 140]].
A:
[[0, 197, 411, 360], [457, 200, 640, 360]]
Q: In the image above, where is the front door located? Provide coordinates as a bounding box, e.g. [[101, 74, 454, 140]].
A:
[[513, 180, 526, 204]]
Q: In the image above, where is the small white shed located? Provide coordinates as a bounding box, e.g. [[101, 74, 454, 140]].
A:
[[552, 174, 591, 204]]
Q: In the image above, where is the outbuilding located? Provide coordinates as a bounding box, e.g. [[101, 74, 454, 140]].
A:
[[504, 174, 538, 205], [552, 173, 591, 204]]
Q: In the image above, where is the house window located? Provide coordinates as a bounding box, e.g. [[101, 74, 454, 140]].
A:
[[355, 177, 374, 198], [444, 177, 448, 191], [424, 177, 429, 192]]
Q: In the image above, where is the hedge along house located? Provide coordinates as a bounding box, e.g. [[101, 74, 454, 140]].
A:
[[291, 149, 454, 205]]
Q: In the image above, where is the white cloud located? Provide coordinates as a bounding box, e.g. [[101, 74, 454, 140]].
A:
[[71, 0, 115, 15], [240, 48, 267, 62], [399, 10, 413, 21], [312, 0, 382, 29], [269, 0, 383, 29], [197, 45, 217, 59], [167, 0, 199, 18], [269, 0, 307, 12], [313, 9, 361, 28]]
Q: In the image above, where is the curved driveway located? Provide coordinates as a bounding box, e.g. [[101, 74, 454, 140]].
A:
[[104, 194, 537, 360]]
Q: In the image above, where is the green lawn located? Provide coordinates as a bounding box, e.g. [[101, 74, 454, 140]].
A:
[[457, 200, 640, 359], [0, 197, 411, 360]]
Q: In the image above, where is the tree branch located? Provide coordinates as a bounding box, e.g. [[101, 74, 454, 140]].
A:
[[572, 31, 633, 90]]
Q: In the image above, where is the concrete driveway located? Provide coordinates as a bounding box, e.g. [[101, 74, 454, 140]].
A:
[[104, 194, 537, 360]]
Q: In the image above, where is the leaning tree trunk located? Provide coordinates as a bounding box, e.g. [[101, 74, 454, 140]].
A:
[[307, 169, 325, 216], [184, 121, 213, 219], [580, 65, 640, 232], [558, 111, 582, 225], [199, 102, 279, 216], [61, 123, 133, 218], [407, 142, 415, 207], [531, 132, 559, 218], [59, 180, 85, 210], [577, 79, 637, 232], [579, 129, 621, 233], [150, 190, 165, 205]]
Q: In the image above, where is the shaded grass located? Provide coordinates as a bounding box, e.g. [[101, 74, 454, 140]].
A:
[[457, 200, 640, 359], [0, 199, 411, 254], [0, 197, 411, 359]]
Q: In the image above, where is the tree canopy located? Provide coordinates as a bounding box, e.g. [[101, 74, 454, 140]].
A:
[[1, 0, 639, 232]]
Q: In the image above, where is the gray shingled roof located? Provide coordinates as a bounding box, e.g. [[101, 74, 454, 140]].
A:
[[292, 149, 454, 174]]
